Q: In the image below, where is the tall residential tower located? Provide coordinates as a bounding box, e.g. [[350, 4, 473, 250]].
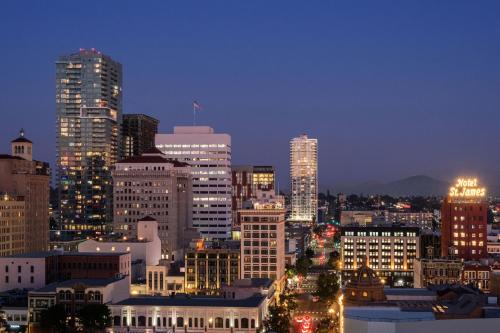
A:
[[156, 126, 232, 240], [56, 49, 122, 233], [289, 134, 318, 223]]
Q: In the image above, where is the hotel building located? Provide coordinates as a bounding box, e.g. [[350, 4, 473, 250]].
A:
[[112, 150, 192, 261], [441, 178, 488, 260], [56, 48, 122, 233], [340, 225, 420, 287], [240, 203, 286, 281], [289, 134, 318, 223], [156, 126, 232, 240]]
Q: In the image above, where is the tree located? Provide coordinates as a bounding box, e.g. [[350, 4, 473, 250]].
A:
[[327, 251, 340, 270], [296, 255, 312, 277], [77, 304, 111, 333], [39, 304, 68, 333], [315, 271, 340, 302], [263, 304, 291, 333]]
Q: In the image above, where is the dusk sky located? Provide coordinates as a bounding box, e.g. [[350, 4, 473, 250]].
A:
[[1, 1, 499, 190]]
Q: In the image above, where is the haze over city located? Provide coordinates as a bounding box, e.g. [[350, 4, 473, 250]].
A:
[[1, 1, 499, 190]]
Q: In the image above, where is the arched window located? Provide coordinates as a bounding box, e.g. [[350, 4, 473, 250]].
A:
[[176, 317, 184, 327], [215, 317, 223, 328], [65, 290, 72, 300], [131, 317, 136, 326], [88, 291, 94, 301], [113, 316, 121, 326], [234, 319, 239, 328], [251, 319, 256, 328], [163, 317, 167, 327], [122, 317, 127, 326], [94, 291, 101, 301], [241, 318, 249, 328], [157, 317, 161, 327], [138, 316, 146, 326], [226, 318, 230, 328], [58, 290, 65, 300]]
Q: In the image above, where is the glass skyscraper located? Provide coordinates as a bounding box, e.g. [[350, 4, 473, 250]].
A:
[[56, 49, 122, 233], [289, 134, 318, 223]]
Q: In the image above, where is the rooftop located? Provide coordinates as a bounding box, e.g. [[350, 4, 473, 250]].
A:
[[116, 155, 189, 167], [344, 306, 435, 322], [32, 277, 125, 293], [114, 294, 265, 308]]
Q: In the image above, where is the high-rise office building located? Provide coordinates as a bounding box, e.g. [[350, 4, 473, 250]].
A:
[[156, 126, 232, 240], [122, 114, 159, 158], [231, 165, 276, 224], [0, 130, 50, 252], [289, 134, 318, 223], [56, 49, 122, 233], [441, 178, 488, 260], [112, 149, 193, 261]]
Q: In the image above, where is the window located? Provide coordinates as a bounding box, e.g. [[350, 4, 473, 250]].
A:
[[176, 317, 184, 327], [241, 318, 249, 328], [215, 317, 223, 328]]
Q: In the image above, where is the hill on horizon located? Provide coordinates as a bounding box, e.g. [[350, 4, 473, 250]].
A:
[[331, 175, 450, 197]]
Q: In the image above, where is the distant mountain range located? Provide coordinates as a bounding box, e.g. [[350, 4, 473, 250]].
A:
[[333, 175, 451, 197]]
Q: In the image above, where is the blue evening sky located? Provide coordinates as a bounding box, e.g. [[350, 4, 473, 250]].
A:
[[0, 1, 499, 190]]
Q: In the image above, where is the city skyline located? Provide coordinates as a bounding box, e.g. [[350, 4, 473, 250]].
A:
[[1, 1, 499, 190]]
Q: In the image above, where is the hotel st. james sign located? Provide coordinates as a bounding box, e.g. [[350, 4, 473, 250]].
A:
[[449, 178, 486, 198]]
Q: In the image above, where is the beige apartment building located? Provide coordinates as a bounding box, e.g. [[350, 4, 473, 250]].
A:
[[0, 195, 25, 256], [0, 130, 50, 253], [112, 148, 194, 261], [239, 203, 285, 281]]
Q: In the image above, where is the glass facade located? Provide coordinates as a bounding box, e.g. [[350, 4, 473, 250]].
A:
[[56, 49, 122, 233]]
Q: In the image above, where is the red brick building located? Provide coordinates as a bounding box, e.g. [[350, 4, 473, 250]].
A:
[[441, 178, 488, 260]]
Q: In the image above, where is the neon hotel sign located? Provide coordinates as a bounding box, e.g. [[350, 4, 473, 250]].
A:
[[449, 178, 486, 198]]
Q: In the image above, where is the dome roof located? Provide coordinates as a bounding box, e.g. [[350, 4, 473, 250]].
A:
[[348, 264, 384, 288]]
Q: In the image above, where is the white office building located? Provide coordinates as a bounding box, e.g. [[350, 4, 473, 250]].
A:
[[289, 134, 318, 223], [156, 126, 232, 240]]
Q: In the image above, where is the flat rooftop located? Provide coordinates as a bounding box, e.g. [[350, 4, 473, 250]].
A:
[[114, 294, 265, 308], [344, 306, 435, 322], [32, 277, 125, 293]]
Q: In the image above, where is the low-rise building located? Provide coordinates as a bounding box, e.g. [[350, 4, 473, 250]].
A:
[[413, 257, 463, 288], [0, 251, 131, 292], [108, 293, 267, 333], [184, 241, 240, 295], [28, 276, 129, 325], [342, 263, 500, 333], [78, 217, 161, 281]]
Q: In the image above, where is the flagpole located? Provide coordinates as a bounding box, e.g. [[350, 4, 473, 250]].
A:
[[193, 103, 196, 126]]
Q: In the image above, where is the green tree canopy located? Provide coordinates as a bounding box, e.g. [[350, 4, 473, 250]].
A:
[[315, 271, 340, 302], [263, 304, 291, 333], [39, 304, 67, 333], [77, 304, 111, 333]]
